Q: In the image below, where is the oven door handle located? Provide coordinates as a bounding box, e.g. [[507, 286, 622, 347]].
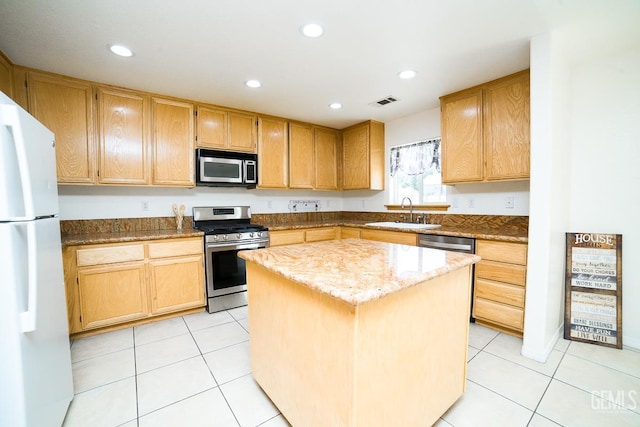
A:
[[207, 242, 263, 252]]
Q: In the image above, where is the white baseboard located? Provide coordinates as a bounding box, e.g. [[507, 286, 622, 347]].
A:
[[521, 323, 564, 362]]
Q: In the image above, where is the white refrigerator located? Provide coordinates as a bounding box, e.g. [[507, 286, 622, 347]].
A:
[[0, 90, 73, 426]]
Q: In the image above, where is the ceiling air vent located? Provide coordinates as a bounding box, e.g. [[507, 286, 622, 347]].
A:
[[370, 96, 399, 107]]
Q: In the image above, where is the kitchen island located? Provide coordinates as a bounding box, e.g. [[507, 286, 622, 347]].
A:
[[239, 238, 480, 427]]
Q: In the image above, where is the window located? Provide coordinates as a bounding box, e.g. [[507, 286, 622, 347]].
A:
[[389, 138, 446, 204]]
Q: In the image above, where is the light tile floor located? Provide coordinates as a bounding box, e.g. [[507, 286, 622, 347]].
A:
[[63, 307, 640, 427]]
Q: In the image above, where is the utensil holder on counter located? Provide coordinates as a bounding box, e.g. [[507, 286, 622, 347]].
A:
[[172, 204, 185, 230]]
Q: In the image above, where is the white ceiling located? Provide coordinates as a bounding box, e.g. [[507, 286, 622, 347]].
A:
[[0, 0, 638, 129]]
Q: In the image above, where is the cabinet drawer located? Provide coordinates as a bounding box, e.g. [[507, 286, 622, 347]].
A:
[[340, 227, 361, 239], [305, 227, 336, 242], [360, 230, 417, 246], [476, 260, 526, 286], [475, 278, 525, 308], [77, 244, 145, 266], [270, 230, 305, 247], [473, 298, 523, 330], [477, 240, 527, 265], [148, 238, 203, 259]]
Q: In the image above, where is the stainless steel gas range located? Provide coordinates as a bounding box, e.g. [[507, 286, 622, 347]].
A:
[[192, 206, 269, 313]]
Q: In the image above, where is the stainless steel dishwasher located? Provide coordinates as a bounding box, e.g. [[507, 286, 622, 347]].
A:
[[417, 234, 476, 321]]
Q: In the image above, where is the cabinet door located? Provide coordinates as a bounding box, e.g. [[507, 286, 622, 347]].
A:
[[196, 106, 227, 149], [152, 98, 195, 186], [228, 111, 257, 153], [148, 255, 205, 314], [0, 51, 13, 98], [484, 71, 530, 180], [77, 262, 148, 330], [257, 117, 288, 188], [440, 88, 483, 183], [342, 123, 370, 190], [28, 72, 95, 184], [97, 87, 149, 184], [315, 128, 339, 190], [289, 122, 315, 189]]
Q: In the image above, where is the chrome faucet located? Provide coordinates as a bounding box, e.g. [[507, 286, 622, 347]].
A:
[[400, 197, 413, 223]]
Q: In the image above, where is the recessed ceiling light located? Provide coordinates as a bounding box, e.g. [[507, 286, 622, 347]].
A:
[[301, 23, 324, 38], [245, 79, 261, 88], [329, 102, 342, 110], [398, 70, 417, 79], [109, 44, 133, 57]]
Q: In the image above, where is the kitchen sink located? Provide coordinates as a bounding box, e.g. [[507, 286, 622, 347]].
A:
[[365, 221, 442, 230]]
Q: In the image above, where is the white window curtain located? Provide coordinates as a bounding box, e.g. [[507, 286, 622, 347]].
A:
[[390, 138, 441, 177]]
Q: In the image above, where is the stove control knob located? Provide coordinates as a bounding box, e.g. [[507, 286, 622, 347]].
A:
[[213, 235, 218, 241], [236, 233, 242, 239], [249, 232, 254, 238], [222, 235, 228, 240]]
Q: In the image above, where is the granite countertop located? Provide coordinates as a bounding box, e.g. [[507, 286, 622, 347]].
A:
[[61, 229, 203, 246], [266, 220, 528, 242], [238, 238, 481, 306]]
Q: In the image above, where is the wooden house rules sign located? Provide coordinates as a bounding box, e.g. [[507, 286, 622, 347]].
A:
[[564, 233, 622, 349]]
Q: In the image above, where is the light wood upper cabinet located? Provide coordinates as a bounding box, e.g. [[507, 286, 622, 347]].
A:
[[342, 120, 384, 190], [152, 97, 195, 187], [196, 106, 227, 149], [484, 72, 530, 180], [289, 122, 315, 189], [27, 72, 96, 184], [441, 88, 484, 183], [258, 117, 289, 188], [315, 128, 339, 190], [289, 124, 339, 191], [0, 51, 13, 98], [228, 111, 257, 152], [440, 70, 530, 184], [196, 107, 257, 153], [97, 87, 149, 185]]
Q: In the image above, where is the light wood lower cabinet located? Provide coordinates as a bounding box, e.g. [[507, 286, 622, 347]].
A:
[[65, 237, 205, 336], [77, 261, 149, 330], [473, 239, 528, 336]]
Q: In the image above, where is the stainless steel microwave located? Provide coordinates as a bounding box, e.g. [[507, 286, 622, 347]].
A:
[[195, 149, 257, 188]]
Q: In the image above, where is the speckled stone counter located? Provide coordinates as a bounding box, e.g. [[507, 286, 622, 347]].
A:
[[60, 216, 202, 246], [238, 238, 480, 305], [61, 229, 203, 246], [242, 238, 478, 426], [254, 212, 528, 243]]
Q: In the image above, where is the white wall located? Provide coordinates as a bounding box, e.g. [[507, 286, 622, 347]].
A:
[[524, 35, 640, 359], [58, 186, 344, 220], [341, 108, 530, 215], [522, 32, 572, 362], [568, 46, 640, 349]]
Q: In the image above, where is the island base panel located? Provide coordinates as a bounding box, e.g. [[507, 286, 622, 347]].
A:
[[246, 263, 472, 427]]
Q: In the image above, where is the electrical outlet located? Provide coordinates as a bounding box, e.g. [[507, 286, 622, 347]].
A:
[[451, 197, 459, 208], [505, 196, 515, 209], [468, 198, 475, 209], [267, 200, 273, 209], [142, 200, 149, 212]]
